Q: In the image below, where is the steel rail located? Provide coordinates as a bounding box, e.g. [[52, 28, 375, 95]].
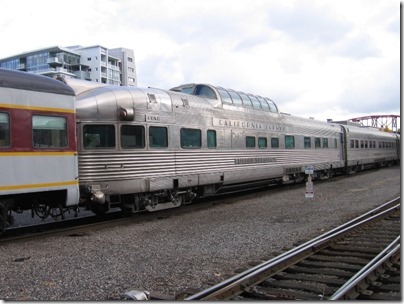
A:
[[329, 236, 401, 300], [185, 197, 400, 300]]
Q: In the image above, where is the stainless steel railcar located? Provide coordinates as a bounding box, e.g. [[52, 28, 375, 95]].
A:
[[341, 123, 399, 173], [64, 79, 399, 215], [0, 69, 79, 231]]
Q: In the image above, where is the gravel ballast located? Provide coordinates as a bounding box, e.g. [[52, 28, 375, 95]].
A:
[[0, 166, 400, 300]]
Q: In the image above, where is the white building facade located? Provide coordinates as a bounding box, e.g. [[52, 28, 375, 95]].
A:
[[0, 45, 138, 87]]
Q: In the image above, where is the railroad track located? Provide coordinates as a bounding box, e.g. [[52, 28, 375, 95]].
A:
[[180, 197, 400, 301]]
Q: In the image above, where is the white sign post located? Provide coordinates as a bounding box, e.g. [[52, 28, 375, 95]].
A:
[[305, 166, 314, 199]]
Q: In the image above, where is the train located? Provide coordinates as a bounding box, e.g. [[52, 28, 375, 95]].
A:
[[0, 68, 400, 232]]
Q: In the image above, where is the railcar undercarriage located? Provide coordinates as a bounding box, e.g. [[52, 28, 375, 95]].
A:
[[0, 190, 80, 234], [80, 159, 399, 218]]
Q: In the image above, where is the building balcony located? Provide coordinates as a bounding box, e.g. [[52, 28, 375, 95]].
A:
[[108, 64, 120, 71], [75, 70, 91, 80], [47, 57, 63, 66]]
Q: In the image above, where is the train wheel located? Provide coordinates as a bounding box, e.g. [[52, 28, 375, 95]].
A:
[[90, 202, 109, 215], [173, 193, 186, 206]]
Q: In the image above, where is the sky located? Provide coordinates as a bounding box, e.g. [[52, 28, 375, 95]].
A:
[[0, 0, 400, 124]]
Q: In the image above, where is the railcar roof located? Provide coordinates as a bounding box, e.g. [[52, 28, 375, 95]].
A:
[[0, 68, 75, 96], [171, 83, 279, 114]]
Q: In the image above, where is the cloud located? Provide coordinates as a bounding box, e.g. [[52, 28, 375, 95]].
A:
[[0, 0, 400, 126], [266, 2, 351, 45], [334, 35, 381, 59]]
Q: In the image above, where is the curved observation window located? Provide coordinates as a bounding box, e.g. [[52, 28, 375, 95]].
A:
[[238, 92, 252, 108], [194, 85, 217, 99], [216, 87, 233, 104], [248, 95, 262, 110], [227, 90, 243, 106], [257, 97, 270, 111]]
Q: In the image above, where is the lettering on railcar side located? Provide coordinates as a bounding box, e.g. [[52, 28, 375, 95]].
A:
[[146, 115, 161, 122], [235, 157, 277, 164], [213, 118, 286, 132]]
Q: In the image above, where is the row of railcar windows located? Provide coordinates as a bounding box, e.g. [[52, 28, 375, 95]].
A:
[[81, 124, 339, 150], [0, 112, 68, 148], [190, 85, 278, 113], [350, 139, 396, 149]]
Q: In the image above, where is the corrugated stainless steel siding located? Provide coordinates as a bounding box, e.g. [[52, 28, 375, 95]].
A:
[[79, 148, 343, 183], [78, 151, 176, 182]]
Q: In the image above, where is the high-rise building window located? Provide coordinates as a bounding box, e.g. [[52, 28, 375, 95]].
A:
[[26, 53, 49, 72]]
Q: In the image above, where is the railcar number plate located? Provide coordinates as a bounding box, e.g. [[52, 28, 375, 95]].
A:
[[305, 165, 314, 175]]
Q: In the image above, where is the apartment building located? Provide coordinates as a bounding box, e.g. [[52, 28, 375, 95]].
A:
[[0, 45, 138, 87]]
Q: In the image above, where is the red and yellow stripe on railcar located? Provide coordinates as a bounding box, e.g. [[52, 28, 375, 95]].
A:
[[0, 103, 79, 206]]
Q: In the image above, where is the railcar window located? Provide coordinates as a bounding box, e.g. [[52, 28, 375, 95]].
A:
[[149, 126, 168, 148], [285, 135, 295, 149], [304, 137, 311, 149], [355, 140, 359, 148], [258, 137, 267, 149], [246, 136, 255, 148], [364, 140, 368, 148], [33, 115, 67, 148], [265, 98, 278, 113], [360, 140, 364, 148], [322, 138, 328, 148], [83, 125, 115, 149], [350, 140, 355, 149], [0, 113, 10, 147], [334, 138, 338, 149], [257, 97, 270, 111], [249, 95, 262, 110], [181, 128, 201, 149], [315, 137, 321, 149], [121, 125, 145, 149], [271, 137, 279, 148], [227, 90, 243, 106], [238, 92, 253, 108], [194, 85, 217, 99], [207, 130, 217, 148], [217, 88, 233, 105]]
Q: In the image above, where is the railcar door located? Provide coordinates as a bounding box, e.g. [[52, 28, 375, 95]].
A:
[[395, 134, 400, 162], [340, 125, 348, 168]]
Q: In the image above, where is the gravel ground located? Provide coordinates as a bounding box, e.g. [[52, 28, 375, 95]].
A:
[[0, 166, 400, 301]]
